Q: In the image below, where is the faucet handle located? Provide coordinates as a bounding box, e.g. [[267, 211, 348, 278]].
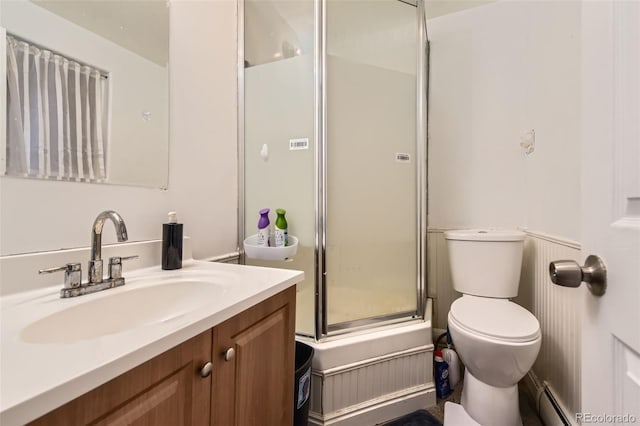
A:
[[39, 263, 82, 288], [108, 255, 139, 279]]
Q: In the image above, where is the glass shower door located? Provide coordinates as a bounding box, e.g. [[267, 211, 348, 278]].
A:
[[324, 0, 419, 330], [242, 0, 427, 338], [243, 0, 316, 336]]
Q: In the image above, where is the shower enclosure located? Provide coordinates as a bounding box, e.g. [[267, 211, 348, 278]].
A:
[[240, 0, 428, 341]]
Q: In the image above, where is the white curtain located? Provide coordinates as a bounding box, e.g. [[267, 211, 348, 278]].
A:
[[5, 35, 107, 181]]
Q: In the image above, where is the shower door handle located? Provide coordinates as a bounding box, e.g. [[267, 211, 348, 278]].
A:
[[549, 255, 607, 296]]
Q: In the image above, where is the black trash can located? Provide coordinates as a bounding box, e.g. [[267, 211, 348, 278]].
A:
[[294, 341, 314, 426]]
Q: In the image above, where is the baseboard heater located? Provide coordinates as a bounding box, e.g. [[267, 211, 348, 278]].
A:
[[538, 384, 572, 426]]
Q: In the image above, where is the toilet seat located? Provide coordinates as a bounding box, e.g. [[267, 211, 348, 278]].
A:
[[449, 296, 540, 343]]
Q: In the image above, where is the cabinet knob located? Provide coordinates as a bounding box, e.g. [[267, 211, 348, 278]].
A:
[[224, 347, 235, 362], [200, 361, 213, 378]]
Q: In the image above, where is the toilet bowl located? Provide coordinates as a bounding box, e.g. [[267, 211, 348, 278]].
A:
[[443, 229, 541, 426], [448, 296, 541, 426]]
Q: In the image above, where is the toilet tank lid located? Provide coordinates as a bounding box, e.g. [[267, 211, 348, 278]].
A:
[[449, 297, 540, 342], [444, 229, 526, 242]]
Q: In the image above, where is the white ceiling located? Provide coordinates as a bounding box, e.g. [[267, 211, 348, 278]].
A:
[[32, 0, 169, 66]]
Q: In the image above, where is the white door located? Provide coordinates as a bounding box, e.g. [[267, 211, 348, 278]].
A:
[[580, 0, 640, 423]]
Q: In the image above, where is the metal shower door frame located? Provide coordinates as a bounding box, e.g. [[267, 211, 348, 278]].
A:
[[237, 0, 429, 341], [315, 0, 429, 339]]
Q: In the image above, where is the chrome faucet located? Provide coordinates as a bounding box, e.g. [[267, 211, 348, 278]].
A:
[[89, 210, 128, 283], [39, 210, 138, 298]]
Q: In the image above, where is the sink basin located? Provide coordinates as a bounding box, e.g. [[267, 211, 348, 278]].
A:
[[21, 280, 226, 344]]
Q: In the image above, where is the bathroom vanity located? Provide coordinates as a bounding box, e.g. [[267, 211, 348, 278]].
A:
[[0, 259, 302, 425]]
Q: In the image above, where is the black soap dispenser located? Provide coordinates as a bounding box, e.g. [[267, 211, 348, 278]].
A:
[[162, 211, 183, 270]]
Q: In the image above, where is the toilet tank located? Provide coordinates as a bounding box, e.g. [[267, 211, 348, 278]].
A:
[[444, 229, 526, 298]]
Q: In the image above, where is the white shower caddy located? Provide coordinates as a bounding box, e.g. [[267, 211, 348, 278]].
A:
[[243, 235, 298, 261]]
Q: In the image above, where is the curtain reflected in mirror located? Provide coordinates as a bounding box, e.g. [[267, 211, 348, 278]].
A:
[[6, 35, 108, 182]]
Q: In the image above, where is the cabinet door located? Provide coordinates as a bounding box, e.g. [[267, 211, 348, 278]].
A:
[[211, 287, 296, 426], [29, 331, 212, 426]]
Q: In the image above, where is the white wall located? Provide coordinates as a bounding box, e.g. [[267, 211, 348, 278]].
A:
[[168, 0, 238, 259], [0, 0, 238, 259], [428, 0, 581, 242]]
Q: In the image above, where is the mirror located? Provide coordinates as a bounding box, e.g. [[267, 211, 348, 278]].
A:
[[1, 0, 169, 188]]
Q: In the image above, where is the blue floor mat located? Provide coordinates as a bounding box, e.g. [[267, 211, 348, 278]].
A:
[[381, 410, 443, 426]]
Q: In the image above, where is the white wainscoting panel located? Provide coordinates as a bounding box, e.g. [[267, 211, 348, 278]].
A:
[[427, 230, 459, 330], [517, 231, 582, 418], [309, 346, 434, 425]]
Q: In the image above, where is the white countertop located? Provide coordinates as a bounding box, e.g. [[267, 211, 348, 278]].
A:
[[0, 259, 303, 425]]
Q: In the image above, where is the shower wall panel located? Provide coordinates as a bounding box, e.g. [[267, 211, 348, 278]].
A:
[[244, 54, 316, 336]]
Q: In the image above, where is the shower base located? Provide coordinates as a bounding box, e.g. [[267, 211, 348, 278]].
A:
[[298, 299, 435, 426]]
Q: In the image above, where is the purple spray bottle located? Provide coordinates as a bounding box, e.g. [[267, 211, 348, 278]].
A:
[[257, 208, 270, 247]]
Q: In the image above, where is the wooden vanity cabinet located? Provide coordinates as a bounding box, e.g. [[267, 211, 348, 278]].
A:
[[28, 331, 213, 426], [28, 287, 296, 426], [211, 286, 295, 426]]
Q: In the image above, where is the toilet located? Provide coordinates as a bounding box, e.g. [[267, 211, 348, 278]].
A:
[[443, 229, 541, 426]]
